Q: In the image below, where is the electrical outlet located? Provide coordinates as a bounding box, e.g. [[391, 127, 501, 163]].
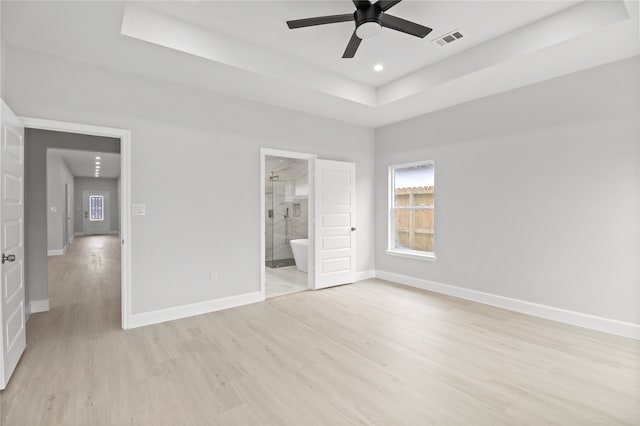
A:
[[210, 272, 218, 283]]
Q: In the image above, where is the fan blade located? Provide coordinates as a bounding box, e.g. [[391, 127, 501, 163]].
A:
[[342, 31, 362, 58], [287, 14, 354, 29], [375, 0, 402, 12], [352, 0, 372, 9], [380, 13, 432, 38]]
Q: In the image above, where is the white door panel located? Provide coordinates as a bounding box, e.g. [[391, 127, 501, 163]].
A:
[[0, 100, 26, 390], [314, 159, 356, 289]]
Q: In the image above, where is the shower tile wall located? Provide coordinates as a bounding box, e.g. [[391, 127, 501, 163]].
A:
[[266, 156, 308, 264]]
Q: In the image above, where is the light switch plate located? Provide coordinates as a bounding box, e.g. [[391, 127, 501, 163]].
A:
[[132, 204, 146, 216]]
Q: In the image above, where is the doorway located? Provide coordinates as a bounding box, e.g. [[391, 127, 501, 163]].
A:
[[261, 149, 315, 299], [265, 155, 310, 297], [43, 147, 122, 330], [23, 118, 132, 329], [260, 148, 359, 300]]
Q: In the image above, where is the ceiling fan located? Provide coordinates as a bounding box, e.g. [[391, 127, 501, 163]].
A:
[[286, 0, 433, 58]]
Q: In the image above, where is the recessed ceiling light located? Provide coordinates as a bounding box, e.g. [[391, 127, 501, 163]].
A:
[[374, 64, 384, 72], [95, 156, 101, 160], [95, 161, 101, 165]]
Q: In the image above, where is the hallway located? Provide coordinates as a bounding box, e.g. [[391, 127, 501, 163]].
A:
[[48, 235, 121, 326]]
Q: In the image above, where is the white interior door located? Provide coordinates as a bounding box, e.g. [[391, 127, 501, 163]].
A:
[[314, 159, 356, 289], [83, 190, 110, 235], [0, 101, 26, 390]]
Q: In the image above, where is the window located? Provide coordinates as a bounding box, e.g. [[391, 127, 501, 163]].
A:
[[388, 161, 435, 260], [89, 195, 104, 221]]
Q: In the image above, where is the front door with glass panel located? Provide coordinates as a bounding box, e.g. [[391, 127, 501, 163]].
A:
[[83, 190, 110, 234]]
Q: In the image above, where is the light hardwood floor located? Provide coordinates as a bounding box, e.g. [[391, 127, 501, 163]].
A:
[[1, 235, 639, 425]]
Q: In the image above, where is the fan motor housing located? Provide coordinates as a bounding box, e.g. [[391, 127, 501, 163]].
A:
[[354, 7, 381, 26]]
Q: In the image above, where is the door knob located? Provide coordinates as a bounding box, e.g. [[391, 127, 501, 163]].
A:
[[2, 254, 16, 264], [351, 227, 356, 231]]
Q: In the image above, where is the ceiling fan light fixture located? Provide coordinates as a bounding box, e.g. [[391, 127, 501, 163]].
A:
[[356, 21, 382, 39], [286, 0, 432, 58]]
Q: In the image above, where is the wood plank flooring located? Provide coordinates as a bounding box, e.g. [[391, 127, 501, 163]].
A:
[[1, 235, 639, 425]]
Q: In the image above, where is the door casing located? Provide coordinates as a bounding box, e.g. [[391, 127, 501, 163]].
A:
[[20, 117, 132, 330], [63, 184, 69, 248]]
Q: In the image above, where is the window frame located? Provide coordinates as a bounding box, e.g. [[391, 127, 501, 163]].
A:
[[89, 195, 105, 222], [386, 160, 436, 262]]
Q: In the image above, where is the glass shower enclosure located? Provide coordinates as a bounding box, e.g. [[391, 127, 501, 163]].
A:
[[265, 171, 296, 268], [265, 156, 308, 268]]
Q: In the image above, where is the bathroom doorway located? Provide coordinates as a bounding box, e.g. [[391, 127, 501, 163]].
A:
[[261, 149, 315, 299]]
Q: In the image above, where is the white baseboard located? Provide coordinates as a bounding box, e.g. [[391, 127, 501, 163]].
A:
[[355, 270, 376, 281], [127, 291, 264, 329], [375, 270, 640, 340], [48, 238, 73, 256], [29, 299, 50, 313], [74, 231, 120, 237]]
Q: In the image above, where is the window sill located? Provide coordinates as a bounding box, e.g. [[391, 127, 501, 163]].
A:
[[385, 250, 436, 262]]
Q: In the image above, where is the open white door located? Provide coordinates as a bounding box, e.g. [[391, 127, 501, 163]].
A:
[[0, 101, 26, 390], [314, 159, 356, 289]]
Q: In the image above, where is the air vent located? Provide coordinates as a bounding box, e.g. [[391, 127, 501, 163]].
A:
[[432, 30, 464, 47]]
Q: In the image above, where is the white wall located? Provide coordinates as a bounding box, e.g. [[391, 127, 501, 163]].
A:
[[375, 57, 640, 325], [5, 46, 376, 315], [0, 4, 4, 99], [46, 152, 74, 252], [74, 177, 119, 234]]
